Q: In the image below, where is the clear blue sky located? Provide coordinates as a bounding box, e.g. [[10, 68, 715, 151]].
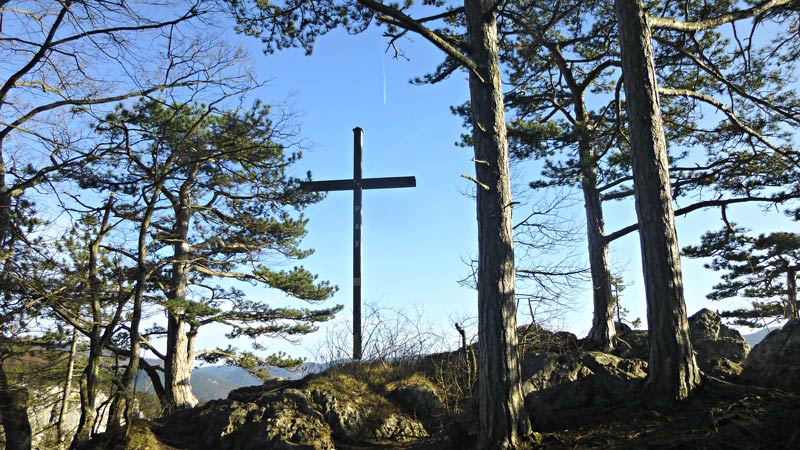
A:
[[194, 18, 789, 361], [197, 26, 485, 359]]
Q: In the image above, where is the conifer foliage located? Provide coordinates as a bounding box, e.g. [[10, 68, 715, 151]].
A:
[[684, 226, 800, 326], [79, 98, 340, 411]]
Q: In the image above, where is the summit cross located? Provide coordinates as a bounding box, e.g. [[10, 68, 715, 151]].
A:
[[300, 127, 416, 360]]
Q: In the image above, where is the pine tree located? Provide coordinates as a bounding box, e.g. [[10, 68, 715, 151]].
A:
[[684, 225, 800, 326], [79, 98, 340, 413]]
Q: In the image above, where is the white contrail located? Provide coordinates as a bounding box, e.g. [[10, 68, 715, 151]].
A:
[[382, 53, 387, 105]]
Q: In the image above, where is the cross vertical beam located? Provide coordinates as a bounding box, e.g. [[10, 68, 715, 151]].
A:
[[300, 127, 416, 361], [352, 128, 363, 361]]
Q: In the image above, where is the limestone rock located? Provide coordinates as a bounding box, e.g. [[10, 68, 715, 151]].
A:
[[311, 389, 365, 439], [689, 308, 748, 343], [369, 414, 428, 441], [522, 351, 646, 414], [741, 319, 800, 392], [185, 389, 334, 450], [521, 351, 592, 394], [518, 325, 580, 354], [21, 386, 109, 450], [388, 383, 446, 432], [612, 309, 750, 380], [579, 352, 647, 405], [688, 309, 750, 380], [614, 329, 649, 361]]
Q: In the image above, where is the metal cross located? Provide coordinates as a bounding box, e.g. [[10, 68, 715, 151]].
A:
[[300, 127, 416, 360]]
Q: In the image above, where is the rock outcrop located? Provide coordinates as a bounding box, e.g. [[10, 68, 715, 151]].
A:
[[741, 319, 800, 392], [521, 351, 647, 414], [387, 383, 446, 432], [140, 315, 800, 450], [12, 386, 109, 450], [614, 309, 750, 380], [153, 373, 429, 449], [688, 308, 750, 380]]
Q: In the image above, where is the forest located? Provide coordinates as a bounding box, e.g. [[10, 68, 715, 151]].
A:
[[0, 0, 799, 449]]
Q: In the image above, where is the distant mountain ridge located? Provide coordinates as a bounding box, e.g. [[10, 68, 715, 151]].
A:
[[743, 328, 771, 348], [135, 362, 326, 401]]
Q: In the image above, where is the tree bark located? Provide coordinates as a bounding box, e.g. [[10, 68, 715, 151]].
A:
[[71, 299, 102, 445], [71, 197, 115, 448], [615, 0, 701, 407], [0, 360, 32, 450], [577, 115, 616, 351], [164, 193, 198, 413], [71, 353, 98, 448], [465, 0, 532, 447], [786, 268, 798, 320], [547, 45, 617, 350]]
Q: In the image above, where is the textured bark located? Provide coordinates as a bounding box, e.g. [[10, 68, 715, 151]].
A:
[[71, 338, 100, 448], [578, 120, 616, 351], [615, 0, 701, 406], [0, 361, 32, 450], [72, 204, 112, 449], [164, 193, 198, 413], [465, 0, 532, 447], [786, 268, 798, 319], [547, 46, 616, 350], [164, 313, 197, 412]]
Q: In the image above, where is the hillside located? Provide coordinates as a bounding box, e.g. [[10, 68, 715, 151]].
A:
[[119, 313, 799, 450]]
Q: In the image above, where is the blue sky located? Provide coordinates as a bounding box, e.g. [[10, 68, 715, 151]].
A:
[[194, 18, 790, 361], [206, 27, 485, 358]]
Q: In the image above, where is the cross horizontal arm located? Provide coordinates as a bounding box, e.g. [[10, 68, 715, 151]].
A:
[[300, 176, 416, 192]]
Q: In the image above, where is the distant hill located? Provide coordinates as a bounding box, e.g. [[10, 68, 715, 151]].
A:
[[743, 328, 772, 348], [136, 362, 326, 401]]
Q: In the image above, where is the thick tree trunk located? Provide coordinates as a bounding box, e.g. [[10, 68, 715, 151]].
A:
[[0, 360, 32, 450], [164, 313, 197, 413], [164, 196, 198, 413], [578, 130, 616, 351], [615, 0, 701, 407], [465, 0, 532, 447]]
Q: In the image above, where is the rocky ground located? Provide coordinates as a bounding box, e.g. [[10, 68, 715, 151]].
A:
[[119, 311, 799, 450]]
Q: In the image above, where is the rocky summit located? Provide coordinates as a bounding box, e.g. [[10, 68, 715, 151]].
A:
[[122, 310, 799, 450]]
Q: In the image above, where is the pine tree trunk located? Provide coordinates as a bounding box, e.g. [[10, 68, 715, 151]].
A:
[[579, 130, 616, 351], [0, 360, 32, 450], [786, 268, 798, 319], [615, 0, 701, 406], [109, 189, 161, 428], [165, 313, 197, 412], [71, 338, 100, 448], [164, 196, 198, 413], [72, 218, 108, 448], [465, 0, 532, 447]]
